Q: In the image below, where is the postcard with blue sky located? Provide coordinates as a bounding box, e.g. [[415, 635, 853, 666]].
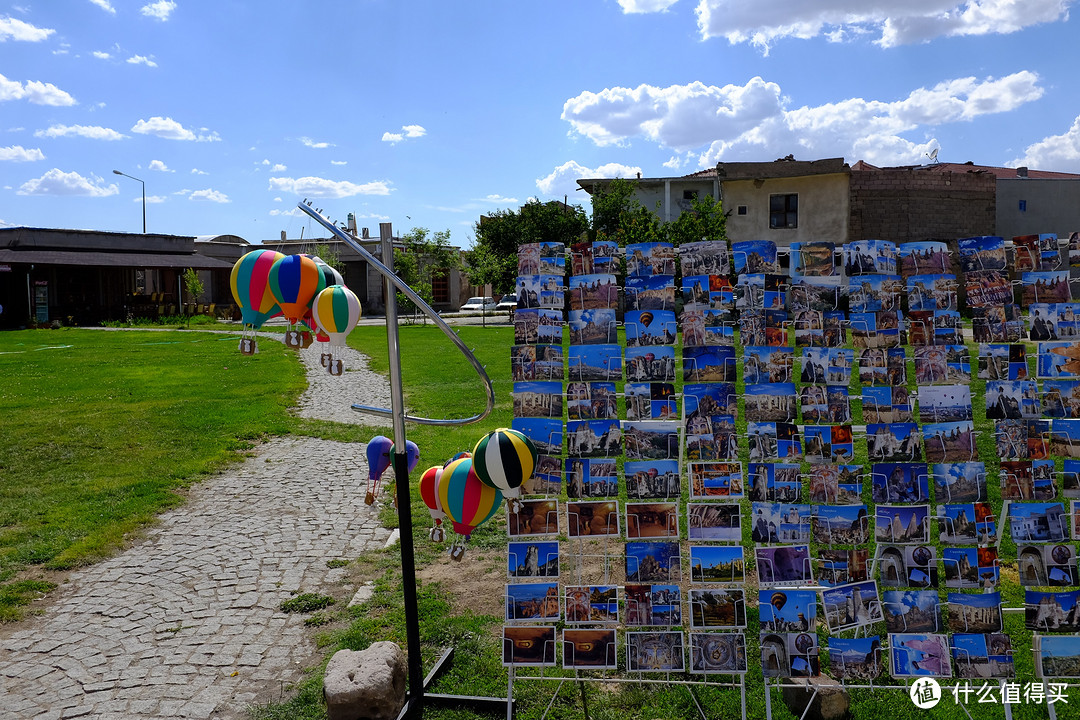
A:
[[958, 236, 1007, 273], [845, 240, 897, 276], [679, 240, 730, 278], [626, 242, 675, 278], [732, 240, 779, 275]]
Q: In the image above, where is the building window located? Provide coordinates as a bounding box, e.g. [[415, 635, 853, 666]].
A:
[[683, 190, 698, 202], [432, 271, 449, 304], [737, 205, 748, 216], [769, 194, 798, 229]]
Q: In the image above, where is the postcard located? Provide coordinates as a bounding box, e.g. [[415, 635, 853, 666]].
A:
[[822, 580, 882, 632], [848, 274, 903, 312], [803, 425, 854, 464], [518, 243, 541, 275], [978, 343, 1029, 381], [507, 541, 559, 579], [1022, 271, 1072, 307], [745, 384, 798, 423], [687, 502, 742, 542], [625, 541, 681, 583], [689, 461, 743, 499], [818, 548, 870, 588], [503, 626, 557, 666], [755, 544, 813, 586], [625, 345, 676, 383], [562, 629, 618, 670], [923, 421, 976, 463], [513, 381, 563, 418], [1066, 459, 1080, 498], [682, 345, 737, 383], [687, 413, 738, 461], [1026, 589, 1080, 632], [689, 632, 748, 674], [624, 584, 682, 626], [568, 309, 617, 345], [627, 631, 685, 672], [511, 418, 562, 455], [972, 303, 1025, 342], [565, 586, 619, 624], [868, 423, 922, 463], [513, 307, 563, 345], [1052, 420, 1080, 460], [688, 589, 746, 629], [679, 240, 731, 277], [735, 273, 786, 311], [505, 583, 560, 622], [564, 458, 618, 498], [932, 462, 987, 503], [747, 463, 801, 504], [690, 545, 745, 583], [849, 310, 901, 348], [625, 502, 680, 539], [568, 273, 619, 310], [883, 590, 940, 634], [515, 274, 564, 310], [943, 547, 999, 589], [812, 503, 868, 545], [947, 592, 1002, 633], [965, 270, 1014, 308], [507, 499, 560, 537], [889, 633, 951, 678], [1038, 340, 1080, 378], [958, 235, 1006, 273], [732, 240, 780, 275], [1042, 379, 1080, 418], [870, 462, 929, 504], [899, 241, 949, 277], [566, 381, 617, 421], [750, 503, 813, 544], [626, 242, 676, 278], [624, 459, 679, 500], [863, 386, 914, 424], [788, 276, 842, 312], [1018, 544, 1078, 587], [1035, 635, 1080, 678], [845, 239, 897, 276], [625, 309, 677, 348], [875, 505, 930, 544], [761, 632, 820, 678], [1030, 303, 1080, 342], [625, 382, 677, 421], [760, 588, 819, 632], [623, 421, 680, 460], [791, 241, 836, 277], [747, 421, 802, 462], [522, 453, 562, 496], [879, 544, 938, 588], [625, 274, 676, 311], [566, 500, 619, 538], [919, 385, 973, 423], [808, 464, 863, 505], [907, 273, 957, 312], [566, 420, 621, 458], [1010, 502, 1069, 542], [829, 637, 882, 680], [799, 347, 853, 386], [681, 307, 736, 347], [1001, 459, 1056, 501], [511, 344, 564, 382], [567, 344, 622, 381], [913, 344, 971, 384], [743, 346, 794, 384]]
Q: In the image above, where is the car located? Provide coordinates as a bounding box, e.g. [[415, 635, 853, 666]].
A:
[[460, 296, 497, 312], [495, 295, 518, 312]]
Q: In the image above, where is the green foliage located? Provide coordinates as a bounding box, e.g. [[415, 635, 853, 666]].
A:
[[589, 177, 641, 238], [182, 267, 204, 304], [468, 199, 588, 295], [393, 227, 459, 319], [310, 243, 344, 273], [662, 192, 728, 247], [280, 593, 336, 614]]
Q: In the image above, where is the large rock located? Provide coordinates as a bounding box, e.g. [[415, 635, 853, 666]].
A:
[[780, 675, 851, 720], [324, 642, 407, 720]]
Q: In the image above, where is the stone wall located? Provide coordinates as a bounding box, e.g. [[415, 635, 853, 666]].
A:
[[849, 168, 996, 243]]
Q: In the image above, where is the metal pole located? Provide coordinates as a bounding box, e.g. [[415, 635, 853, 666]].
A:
[[381, 223, 424, 717]]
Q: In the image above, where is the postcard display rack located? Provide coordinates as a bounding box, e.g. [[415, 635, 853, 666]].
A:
[[503, 234, 1080, 720]]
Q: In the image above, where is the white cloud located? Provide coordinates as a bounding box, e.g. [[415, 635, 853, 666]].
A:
[[35, 124, 126, 140], [273, 196, 282, 202], [536, 160, 643, 198], [190, 168, 208, 175], [695, 0, 1070, 52], [93, 50, 111, 59], [267, 175, 393, 198], [270, 163, 286, 172], [0, 218, 15, 227], [190, 188, 230, 203], [17, 168, 118, 196], [662, 155, 682, 169], [131, 116, 220, 142], [0, 15, 55, 42], [479, 194, 519, 204], [126, 54, 158, 67], [140, 0, 176, 21], [382, 124, 427, 144], [0, 73, 76, 106], [300, 136, 333, 149], [148, 159, 173, 172], [0, 145, 45, 161], [269, 207, 305, 217], [1012, 114, 1080, 173], [562, 72, 1044, 168], [617, 0, 680, 12], [331, 159, 347, 165], [89, 0, 116, 13]]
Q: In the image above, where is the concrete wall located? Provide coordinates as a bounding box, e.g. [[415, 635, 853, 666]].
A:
[[849, 168, 995, 242], [625, 178, 719, 223], [996, 178, 1080, 239], [721, 173, 850, 247]]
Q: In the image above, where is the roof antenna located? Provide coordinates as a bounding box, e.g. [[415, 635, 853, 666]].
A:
[[926, 148, 939, 164]]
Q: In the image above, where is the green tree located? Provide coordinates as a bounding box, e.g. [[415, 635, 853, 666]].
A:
[[181, 268, 204, 327], [662, 193, 728, 247], [310, 243, 344, 274], [393, 227, 459, 322], [589, 177, 642, 239], [468, 200, 588, 295]]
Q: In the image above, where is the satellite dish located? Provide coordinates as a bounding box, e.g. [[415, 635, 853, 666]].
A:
[[926, 148, 939, 163]]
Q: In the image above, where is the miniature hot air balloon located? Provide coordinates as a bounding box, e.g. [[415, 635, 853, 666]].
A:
[[383, 440, 421, 509], [443, 451, 472, 468], [312, 285, 362, 347], [269, 254, 322, 325], [419, 465, 447, 542], [473, 428, 536, 512], [438, 457, 503, 560], [364, 435, 393, 505], [304, 259, 341, 342], [230, 249, 284, 353]]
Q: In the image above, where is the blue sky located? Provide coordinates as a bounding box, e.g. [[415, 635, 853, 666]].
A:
[[2, 1, 1079, 248]]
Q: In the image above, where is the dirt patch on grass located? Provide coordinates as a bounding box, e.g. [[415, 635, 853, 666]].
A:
[[417, 550, 505, 624]]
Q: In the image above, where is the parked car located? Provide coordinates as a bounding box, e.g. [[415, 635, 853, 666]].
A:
[[460, 296, 497, 312], [495, 295, 518, 312]]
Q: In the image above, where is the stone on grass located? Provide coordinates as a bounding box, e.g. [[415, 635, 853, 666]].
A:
[[324, 642, 407, 720], [781, 675, 850, 720]]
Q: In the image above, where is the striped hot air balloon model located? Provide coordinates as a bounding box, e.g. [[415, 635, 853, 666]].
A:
[[311, 285, 362, 375], [229, 249, 284, 353], [303, 258, 343, 342], [473, 428, 537, 512], [438, 457, 503, 561], [268, 254, 323, 325], [419, 465, 447, 542]]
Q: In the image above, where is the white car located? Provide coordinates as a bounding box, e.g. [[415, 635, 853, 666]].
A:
[[460, 296, 497, 312], [495, 296, 518, 312]]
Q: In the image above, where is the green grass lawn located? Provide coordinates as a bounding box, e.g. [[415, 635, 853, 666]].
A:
[[0, 328, 305, 620]]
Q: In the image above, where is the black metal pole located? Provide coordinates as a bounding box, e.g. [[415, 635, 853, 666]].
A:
[[394, 448, 424, 716]]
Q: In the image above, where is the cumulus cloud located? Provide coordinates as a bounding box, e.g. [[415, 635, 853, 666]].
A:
[[148, 159, 173, 172], [190, 168, 208, 175], [0, 73, 76, 106], [0, 15, 55, 41], [17, 168, 118, 196], [0, 145, 45, 161], [140, 0, 176, 21], [1012, 114, 1080, 173], [127, 54, 157, 67], [190, 188, 230, 203], [330, 159, 347, 165], [270, 163, 286, 172], [35, 124, 125, 140], [617, 0, 680, 12], [267, 175, 393, 198], [131, 116, 220, 141], [480, 194, 519, 204], [695, 0, 1070, 51], [93, 50, 111, 59], [269, 207, 305, 217], [562, 72, 1044, 167], [88, 0, 115, 13], [536, 160, 643, 198], [300, 136, 333, 149], [144, 195, 167, 203], [382, 124, 427, 144]]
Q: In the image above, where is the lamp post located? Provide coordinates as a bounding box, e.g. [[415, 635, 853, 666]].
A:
[[112, 170, 146, 233]]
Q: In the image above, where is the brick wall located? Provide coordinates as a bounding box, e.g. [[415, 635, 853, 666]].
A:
[[849, 168, 996, 243]]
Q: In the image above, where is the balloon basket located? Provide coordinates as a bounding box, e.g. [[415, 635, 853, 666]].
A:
[[364, 491, 375, 506], [449, 541, 467, 562], [428, 525, 445, 543], [320, 351, 332, 368], [238, 326, 259, 355]]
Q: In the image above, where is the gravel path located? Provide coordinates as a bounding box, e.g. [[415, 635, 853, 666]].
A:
[[294, 341, 394, 427], [0, 343, 395, 720]]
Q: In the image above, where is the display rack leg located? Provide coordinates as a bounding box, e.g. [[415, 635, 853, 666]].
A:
[[686, 685, 707, 720], [1001, 680, 1012, 720], [1048, 699, 1058, 720], [740, 675, 747, 720], [579, 678, 591, 720], [764, 677, 773, 720]]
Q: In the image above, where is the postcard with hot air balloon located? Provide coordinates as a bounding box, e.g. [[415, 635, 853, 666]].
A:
[[760, 589, 818, 632]]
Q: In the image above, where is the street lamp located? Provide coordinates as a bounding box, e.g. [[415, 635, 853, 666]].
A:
[[112, 170, 146, 233]]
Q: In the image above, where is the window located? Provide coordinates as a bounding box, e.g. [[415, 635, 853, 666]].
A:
[[769, 193, 798, 229], [682, 190, 698, 202], [737, 205, 748, 216], [432, 271, 449, 304]]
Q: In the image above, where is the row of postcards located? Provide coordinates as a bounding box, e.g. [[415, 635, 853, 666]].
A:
[[502, 625, 1078, 681]]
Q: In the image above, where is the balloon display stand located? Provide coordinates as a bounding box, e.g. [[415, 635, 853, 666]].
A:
[[297, 203, 509, 719]]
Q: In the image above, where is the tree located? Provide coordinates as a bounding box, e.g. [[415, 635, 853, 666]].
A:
[[393, 227, 459, 322], [589, 177, 642, 239], [662, 193, 728, 247], [468, 199, 588, 295], [181, 267, 204, 327], [310, 243, 344, 274]]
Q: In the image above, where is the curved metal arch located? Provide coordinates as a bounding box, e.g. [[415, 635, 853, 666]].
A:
[[297, 202, 495, 426]]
